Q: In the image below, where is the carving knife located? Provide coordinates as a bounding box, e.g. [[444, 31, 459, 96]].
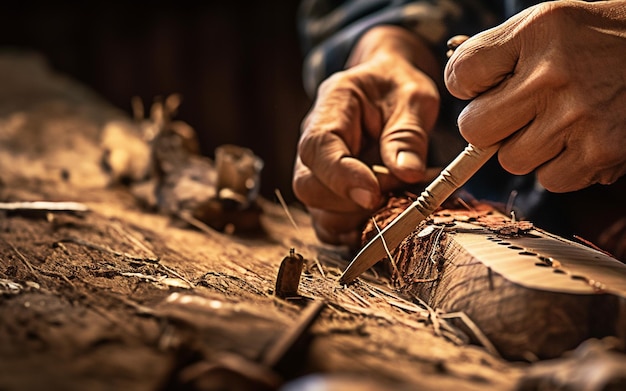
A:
[[339, 142, 500, 284]]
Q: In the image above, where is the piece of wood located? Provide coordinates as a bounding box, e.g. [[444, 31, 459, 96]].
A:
[[363, 197, 626, 360]]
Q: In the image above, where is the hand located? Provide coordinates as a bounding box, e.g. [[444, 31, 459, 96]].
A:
[[293, 26, 440, 247], [445, 0, 626, 192]]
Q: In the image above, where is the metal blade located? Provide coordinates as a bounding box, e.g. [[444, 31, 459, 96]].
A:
[[339, 205, 427, 284]]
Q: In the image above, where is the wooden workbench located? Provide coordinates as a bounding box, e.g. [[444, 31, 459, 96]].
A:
[[2, 51, 622, 391]]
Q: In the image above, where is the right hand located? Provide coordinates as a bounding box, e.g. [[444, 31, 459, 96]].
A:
[[445, 0, 626, 192], [292, 26, 441, 247]]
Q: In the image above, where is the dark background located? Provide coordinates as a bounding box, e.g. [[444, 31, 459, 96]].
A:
[[0, 2, 311, 203]]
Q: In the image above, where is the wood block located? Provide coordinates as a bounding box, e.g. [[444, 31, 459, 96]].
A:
[[364, 196, 626, 360]]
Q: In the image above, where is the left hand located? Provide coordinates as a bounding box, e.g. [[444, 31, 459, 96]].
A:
[[445, 0, 626, 192], [293, 26, 441, 247]]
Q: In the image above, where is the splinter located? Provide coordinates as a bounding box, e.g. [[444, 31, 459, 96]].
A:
[[275, 248, 304, 299]]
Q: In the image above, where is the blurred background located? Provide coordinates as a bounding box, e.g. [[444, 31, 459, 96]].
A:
[[0, 2, 311, 203]]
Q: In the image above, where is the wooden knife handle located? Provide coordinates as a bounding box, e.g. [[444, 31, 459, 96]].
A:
[[414, 143, 499, 216]]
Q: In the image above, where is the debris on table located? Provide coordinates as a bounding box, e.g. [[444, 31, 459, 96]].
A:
[[274, 248, 305, 299], [101, 94, 264, 235]]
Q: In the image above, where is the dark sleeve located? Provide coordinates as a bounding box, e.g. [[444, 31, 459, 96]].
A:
[[297, 0, 505, 97]]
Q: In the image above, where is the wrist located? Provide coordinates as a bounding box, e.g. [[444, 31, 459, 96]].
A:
[[347, 25, 440, 80]]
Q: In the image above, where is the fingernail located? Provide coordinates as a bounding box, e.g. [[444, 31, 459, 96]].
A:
[[397, 151, 421, 170], [350, 188, 374, 209]]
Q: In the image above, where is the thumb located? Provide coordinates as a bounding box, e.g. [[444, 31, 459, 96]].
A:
[[379, 103, 437, 184], [444, 9, 530, 99]]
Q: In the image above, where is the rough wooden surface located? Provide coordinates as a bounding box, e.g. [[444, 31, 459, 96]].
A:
[[0, 52, 526, 391], [365, 196, 626, 361]]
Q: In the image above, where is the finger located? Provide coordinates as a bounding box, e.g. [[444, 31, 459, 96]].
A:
[[535, 150, 597, 193], [292, 157, 367, 213], [444, 8, 532, 99], [457, 73, 536, 147], [380, 127, 429, 183], [536, 148, 624, 193], [298, 86, 381, 210], [497, 119, 565, 175], [380, 82, 439, 182]]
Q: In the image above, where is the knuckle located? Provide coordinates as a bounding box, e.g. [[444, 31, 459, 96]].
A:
[[528, 63, 571, 92], [383, 126, 428, 144], [586, 139, 623, 169], [457, 111, 485, 147], [319, 70, 355, 94], [444, 55, 476, 100], [525, 1, 569, 27]]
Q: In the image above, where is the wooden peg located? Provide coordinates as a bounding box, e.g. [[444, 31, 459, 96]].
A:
[[275, 248, 304, 299]]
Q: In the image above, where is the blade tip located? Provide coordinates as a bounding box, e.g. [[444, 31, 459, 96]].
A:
[[338, 273, 355, 285]]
